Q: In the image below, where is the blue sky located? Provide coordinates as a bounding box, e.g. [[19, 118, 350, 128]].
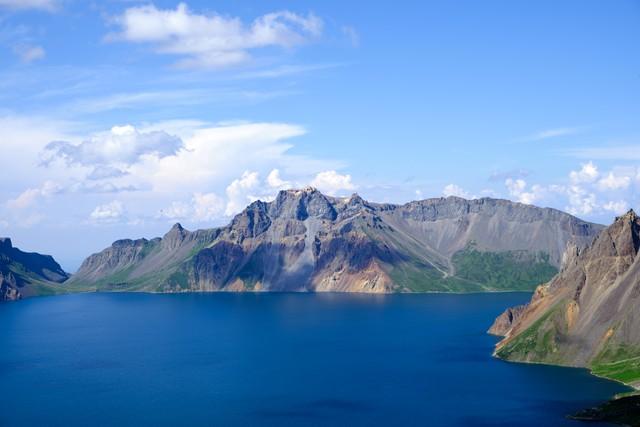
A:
[[1, 0, 639, 270]]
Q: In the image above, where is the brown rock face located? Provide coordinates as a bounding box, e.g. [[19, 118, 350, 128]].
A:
[[488, 305, 527, 336], [493, 210, 640, 386], [68, 188, 602, 294]]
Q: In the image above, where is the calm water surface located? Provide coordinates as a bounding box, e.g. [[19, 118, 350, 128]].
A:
[[0, 292, 629, 426]]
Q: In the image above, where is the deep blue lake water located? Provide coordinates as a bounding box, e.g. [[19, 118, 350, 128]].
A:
[[0, 292, 629, 426]]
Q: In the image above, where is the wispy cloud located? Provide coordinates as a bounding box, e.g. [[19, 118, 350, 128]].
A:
[[234, 63, 345, 80], [13, 44, 45, 62], [522, 126, 584, 141], [563, 145, 640, 160], [62, 87, 298, 115], [0, 0, 56, 11]]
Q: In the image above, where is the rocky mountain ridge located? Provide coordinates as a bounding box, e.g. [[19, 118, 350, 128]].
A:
[[66, 187, 602, 294]]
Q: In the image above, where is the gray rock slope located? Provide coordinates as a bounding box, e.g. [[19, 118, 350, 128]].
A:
[[66, 187, 602, 294], [493, 210, 640, 387]]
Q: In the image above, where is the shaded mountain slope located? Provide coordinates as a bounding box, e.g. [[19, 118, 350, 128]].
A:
[[67, 188, 602, 294], [0, 238, 69, 301]]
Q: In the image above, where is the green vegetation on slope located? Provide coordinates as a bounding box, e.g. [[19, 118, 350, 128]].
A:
[[592, 344, 640, 384], [451, 247, 557, 291], [389, 261, 485, 293], [389, 248, 558, 293], [495, 302, 564, 363]]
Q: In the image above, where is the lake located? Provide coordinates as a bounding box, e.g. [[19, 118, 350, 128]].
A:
[[0, 292, 629, 426]]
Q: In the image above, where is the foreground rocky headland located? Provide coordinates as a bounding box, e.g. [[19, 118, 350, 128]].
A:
[[491, 210, 640, 425]]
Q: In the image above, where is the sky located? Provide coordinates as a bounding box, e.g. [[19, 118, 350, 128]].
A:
[[0, 0, 639, 271]]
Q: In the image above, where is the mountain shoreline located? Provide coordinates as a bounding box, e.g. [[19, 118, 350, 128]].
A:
[[2, 188, 603, 301]]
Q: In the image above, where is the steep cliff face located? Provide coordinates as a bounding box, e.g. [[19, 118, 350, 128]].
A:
[[493, 210, 640, 387], [68, 188, 602, 294], [0, 238, 69, 301]]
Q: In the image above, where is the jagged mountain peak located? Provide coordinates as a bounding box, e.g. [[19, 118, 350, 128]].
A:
[[0, 237, 13, 250]]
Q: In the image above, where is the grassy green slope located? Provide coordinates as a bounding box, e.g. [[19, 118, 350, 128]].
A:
[[389, 247, 558, 293]]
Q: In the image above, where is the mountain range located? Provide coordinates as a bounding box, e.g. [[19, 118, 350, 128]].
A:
[[63, 187, 601, 295]]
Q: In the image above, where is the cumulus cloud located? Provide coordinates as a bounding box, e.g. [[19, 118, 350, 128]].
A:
[[89, 200, 125, 223], [266, 168, 291, 190], [565, 185, 598, 216], [225, 171, 261, 216], [569, 161, 599, 184], [597, 172, 631, 191], [442, 184, 472, 199], [41, 125, 182, 167], [161, 192, 225, 222], [310, 170, 356, 196], [505, 179, 544, 205], [108, 3, 323, 69], [602, 200, 629, 215]]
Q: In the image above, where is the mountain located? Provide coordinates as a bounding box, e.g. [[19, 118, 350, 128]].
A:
[[492, 209, 640, 387], [0, 238, 69, 301], [66, 187, 602, 294]]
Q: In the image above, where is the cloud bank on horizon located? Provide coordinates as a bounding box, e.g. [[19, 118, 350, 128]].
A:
[[0, 0, 638, 268]]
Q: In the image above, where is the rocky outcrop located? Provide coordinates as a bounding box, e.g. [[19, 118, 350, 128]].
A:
[[493, 210, 640, 387], [0, 238, 69, 301], [488, 305, 527, 336], [68, 188, 602, 294]]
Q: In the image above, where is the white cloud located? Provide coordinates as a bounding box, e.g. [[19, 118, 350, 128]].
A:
[[89, 200, 125, 223], [310, 170, 356, 196], [266, 168, 290, 189], [0, 0, 55, 10], [160, 201, 191, 221], [109, 3, 323, 69], [2, 117, 347, 230], [161, 192, 225, 222], [565, 185, 597, 216], [225, 171, 261, 216], [193, 192, 225, 221], [524, 126, 582, 141], [569, 161, 599, 184], [597, 172, 631, 191], [564, 145, 640, 160], [504, 178, 544, 205], [6, 181, 61, 210], [341, 25, 359, 47], [442, 183, 472, 199], [7, 188, 42, 210], [41, 125, 182, 167], [602, 200, 629, 215], [13, 44, 45, 63]]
